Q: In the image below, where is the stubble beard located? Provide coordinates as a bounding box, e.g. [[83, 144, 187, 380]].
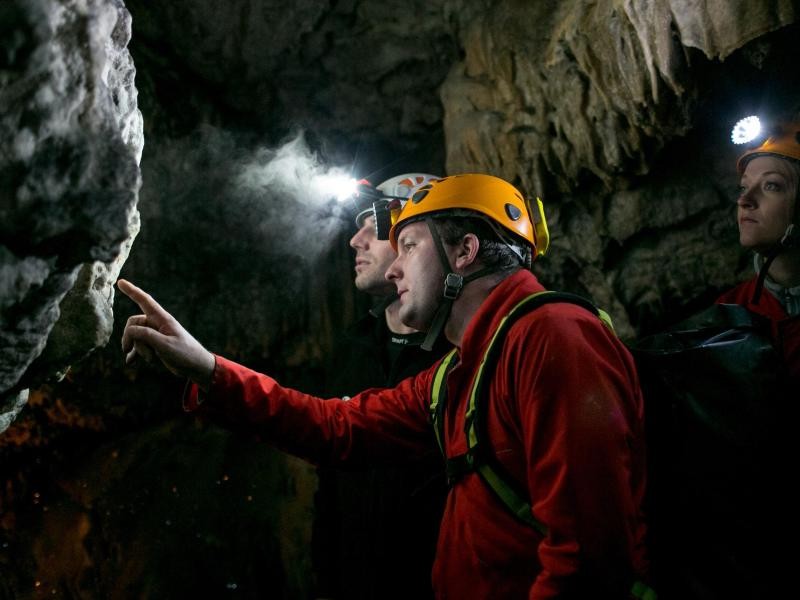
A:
[[355, 268, 395, 298]]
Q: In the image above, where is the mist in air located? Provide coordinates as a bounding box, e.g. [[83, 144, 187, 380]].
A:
[[128, 125, 367, 355], [236, 131, 358, 260]]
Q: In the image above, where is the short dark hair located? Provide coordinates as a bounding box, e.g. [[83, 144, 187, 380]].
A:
[[431, 215, 524, 271]]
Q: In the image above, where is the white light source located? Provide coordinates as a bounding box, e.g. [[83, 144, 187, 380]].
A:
[[731, 116, 762, 145], [315, 174, 359, 202]]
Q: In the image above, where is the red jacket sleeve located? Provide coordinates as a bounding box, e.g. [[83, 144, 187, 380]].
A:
[[185, 355, 438, 468], [510, 307, 647, 599]]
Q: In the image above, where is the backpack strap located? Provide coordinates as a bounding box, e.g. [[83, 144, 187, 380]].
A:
[[429, 290, 614, 532], [429, 348, 459, 456], [428, 292, 657, 598]]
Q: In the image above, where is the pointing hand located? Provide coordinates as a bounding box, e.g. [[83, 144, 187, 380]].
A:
[[118, 279, 216, 390]]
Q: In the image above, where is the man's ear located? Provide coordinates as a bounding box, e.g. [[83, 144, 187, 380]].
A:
[[452, 233, 480, 271]]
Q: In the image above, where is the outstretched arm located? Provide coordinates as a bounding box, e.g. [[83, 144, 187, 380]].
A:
[[118, 279, 438, 468], [117, 279, 216, 389]]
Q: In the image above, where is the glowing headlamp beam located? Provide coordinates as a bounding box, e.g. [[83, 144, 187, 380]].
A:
[[731, 116, 762, 145], [315, 175, 359, 202]]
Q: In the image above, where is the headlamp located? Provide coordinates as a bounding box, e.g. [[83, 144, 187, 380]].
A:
[[373, 198, 404, 240], [732, 116, 800, 173], [348, 180, 384, 227], [316, 175, 360, 202], [731, 115, 764, 146]]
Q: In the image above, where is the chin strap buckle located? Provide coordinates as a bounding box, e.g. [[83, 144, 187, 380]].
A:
[[443, 272, 464, 300]]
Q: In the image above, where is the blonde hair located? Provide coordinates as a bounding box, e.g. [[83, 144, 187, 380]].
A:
[[774, 157, 800, 215]]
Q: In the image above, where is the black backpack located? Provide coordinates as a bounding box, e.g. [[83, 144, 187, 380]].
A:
[[631, 303, 789, 599]]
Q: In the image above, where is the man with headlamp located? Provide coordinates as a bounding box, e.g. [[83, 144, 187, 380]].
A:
[[313, 173, 449, 600], [118, 173, 649, 599]]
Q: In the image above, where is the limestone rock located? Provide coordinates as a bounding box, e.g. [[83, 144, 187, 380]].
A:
[[0, 389, 29, 434], [0, 0, 142, 431], [442, 0, 795, 189]]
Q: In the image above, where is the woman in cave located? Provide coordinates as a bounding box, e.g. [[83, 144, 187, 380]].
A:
[[691, 120, 800, 598], [641, 121, 800, 599], [717, 119, 800, 380]]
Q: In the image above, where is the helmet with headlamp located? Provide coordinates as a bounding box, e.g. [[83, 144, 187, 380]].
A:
[[353, 173, 441, 232], [732, 116, 800, 173], [731, 115, 800, 303]]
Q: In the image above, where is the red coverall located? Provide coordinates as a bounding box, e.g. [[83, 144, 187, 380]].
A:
[[717, 276, 800, 382], [187, 270, 648, 599]]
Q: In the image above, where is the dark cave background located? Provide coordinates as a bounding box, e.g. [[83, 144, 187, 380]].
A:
[[2, 1, 800, 598]]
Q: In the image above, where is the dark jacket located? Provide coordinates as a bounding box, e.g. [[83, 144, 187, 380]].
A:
[[313, 308, 450, 600], [717, 275, 800, 383]]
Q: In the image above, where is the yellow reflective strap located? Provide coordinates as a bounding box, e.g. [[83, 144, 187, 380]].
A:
[[465, 292, 553, 448], [597, 308, 616, 334], [430, 349, 458, 456], [455, 290, 630, 547], [476, 463, 547, 535]]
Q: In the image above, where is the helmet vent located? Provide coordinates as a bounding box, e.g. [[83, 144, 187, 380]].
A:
[[505, 203, 522, 221], [411, 188, 430, 204]]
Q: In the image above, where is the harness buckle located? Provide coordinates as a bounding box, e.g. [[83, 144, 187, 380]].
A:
[[445, 452, 474, 486], [443, 272, 464, 300]]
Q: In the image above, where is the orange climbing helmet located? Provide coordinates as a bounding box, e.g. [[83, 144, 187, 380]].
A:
[[387, 173, 550, 260], [735, 119, 800, 174]]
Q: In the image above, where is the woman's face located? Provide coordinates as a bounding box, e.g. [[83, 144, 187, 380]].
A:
[[737, 155, 798, 252]]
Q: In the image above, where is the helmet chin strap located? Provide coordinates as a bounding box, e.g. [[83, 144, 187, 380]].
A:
[[369, 292, 399, 318], [420, 218, 515, 351], [752, 223, 799, 304]]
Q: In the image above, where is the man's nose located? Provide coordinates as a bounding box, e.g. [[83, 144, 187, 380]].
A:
[[386, 255, 401, 282], [350, 227, 368, 250]]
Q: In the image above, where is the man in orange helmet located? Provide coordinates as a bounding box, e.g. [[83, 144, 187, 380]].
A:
[[119, 173, 649, 599]]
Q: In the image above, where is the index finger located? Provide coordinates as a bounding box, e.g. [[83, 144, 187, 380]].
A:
[[117, 279, 168, 317]]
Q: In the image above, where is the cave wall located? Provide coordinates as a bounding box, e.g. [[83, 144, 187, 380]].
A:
[[1, 0, 799, 598], [0, 0, 142, 431]]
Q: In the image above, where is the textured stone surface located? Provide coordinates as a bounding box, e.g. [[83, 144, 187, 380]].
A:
[[0, 389, 29, 434], [442, 0, 795, 190], [126, 0, 455, 149], [0, 0, 142, 431]]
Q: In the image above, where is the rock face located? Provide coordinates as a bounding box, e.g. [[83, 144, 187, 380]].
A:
[[443, 0, 796, 190], [127, 0, 455, 161], [0, 0, 142, 431]]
